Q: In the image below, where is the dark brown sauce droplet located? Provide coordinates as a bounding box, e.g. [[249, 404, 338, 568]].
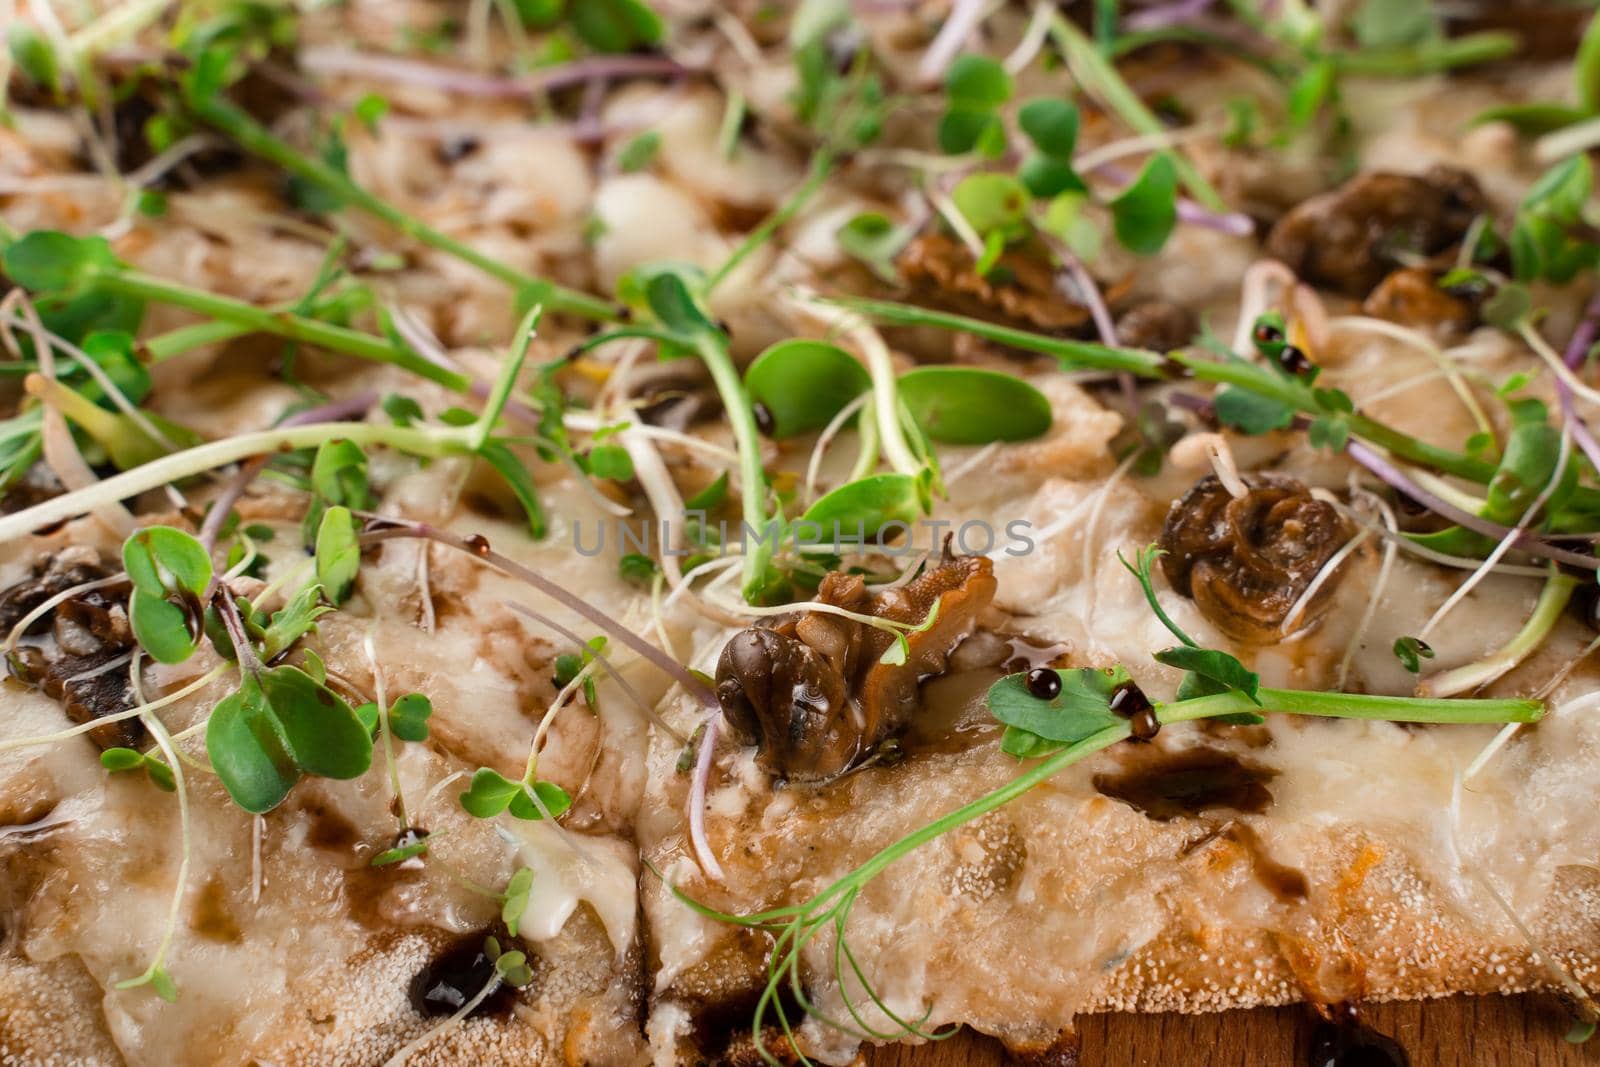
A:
[[1025, 667, 1062, 700], [191, 875, 242, 943], [302, 801, 360, 852], [1093, 748, 1275, 821], [1108, 681, 1160, 741], [409, 935, 518, 1019], [1309, 1005, 1408, 1067]]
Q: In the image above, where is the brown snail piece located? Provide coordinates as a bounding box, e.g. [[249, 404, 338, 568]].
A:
[[1264, 165, 1485, 297], [1159, 474, 1350, 642], [715, 554, 997, 781]]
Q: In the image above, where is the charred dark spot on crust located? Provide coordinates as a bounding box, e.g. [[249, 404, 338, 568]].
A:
[[1265, 166, 1485, 297], [1158, 473, 1350, 643], [715, 553, 998, 781], [1, 550, 141, 750]]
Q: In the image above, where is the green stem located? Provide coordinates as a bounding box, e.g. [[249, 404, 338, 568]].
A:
[[1173, 688, 1545, 724], [142, 319, 255, 363], [857, 326, 922, 479], [844, 723, 1130, 890], [693, 332, 774, 602], [706, 152, 834, 295], [822, 296, 1170, 376], [0, 421, 471, 542], [1331, 32, 1518, 76], [1419, 569, 1579, 698], [824, 296, 1526, 489], [1048, 13, 1228, 211], [29, 375, 122, 442], [187, 95, 617, 321], [94, 268, 469, 390], [803, 681, 1540, 903]]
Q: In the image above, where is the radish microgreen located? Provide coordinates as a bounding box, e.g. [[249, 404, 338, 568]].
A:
[[123, 525, 211, 665], [500, 867, 536, 937], [355, 693, 433, 743], [744, 339, 872, 439], [458, 768, 572, 821], [100, 746, 176, 792], [314, 506, 361, 605]]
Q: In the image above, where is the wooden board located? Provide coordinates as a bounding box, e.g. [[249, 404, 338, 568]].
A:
[[863, 995, 1595, 1065]]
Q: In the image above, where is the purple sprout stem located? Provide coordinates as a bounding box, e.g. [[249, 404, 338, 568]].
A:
[[1557, 294, 1600, 475], [1345, 441, 1599, 571], [360, 520, 721, 709]]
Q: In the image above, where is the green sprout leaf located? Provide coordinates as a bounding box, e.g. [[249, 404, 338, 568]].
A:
[[684, 472, 729, 513], [618, 130, 661, 173], [477, 442, 548, 539], [1108, 153, 1179, 255], [100, 747, 176, 792], [801, 472, 922, 540], [123, 526, 212, 665], [951, 173, 1031, 242], [258, 665, 372, 778], [124, 526, 212, 598], [619, 552, 659, 585], [206, 674, 300, 814], [1485, 421, 1571, 524], [314, 506, 361, 605], [897, 366, 1053, 444], [1018, 98, 1080, 158], [458, 768, 573, 820], [586, 443, 634, 481], [987, 666, 1131, 752], [641, 266, 715, 339], [1393, 635, 1435, 674], [7, 23, 61, 93], [939, 55, 1013, 157], [1214, 387, 1296, 435], [1577, 10, 1600, 115], [115, 964, 178, 1003], [388, 693, 433, 742], [568, 0, 663, 52], [206, 666, 372, 814], [501, 867, 534, 936], [1156, 645, 1262, 705], [129, 591, 201, 665], [260, 584, 331, 660], [1509, 155, 1600, 284], [1, 231, 119, 294], [744, 339, 871, 438], [837, 212, 910, 284], [946, 54, 1013, 108], [1351, 0, 1438, 49]]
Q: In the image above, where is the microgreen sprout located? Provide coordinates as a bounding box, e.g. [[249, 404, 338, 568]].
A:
[[179, 75, 616, 321], [1, 232, 470, 390]]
